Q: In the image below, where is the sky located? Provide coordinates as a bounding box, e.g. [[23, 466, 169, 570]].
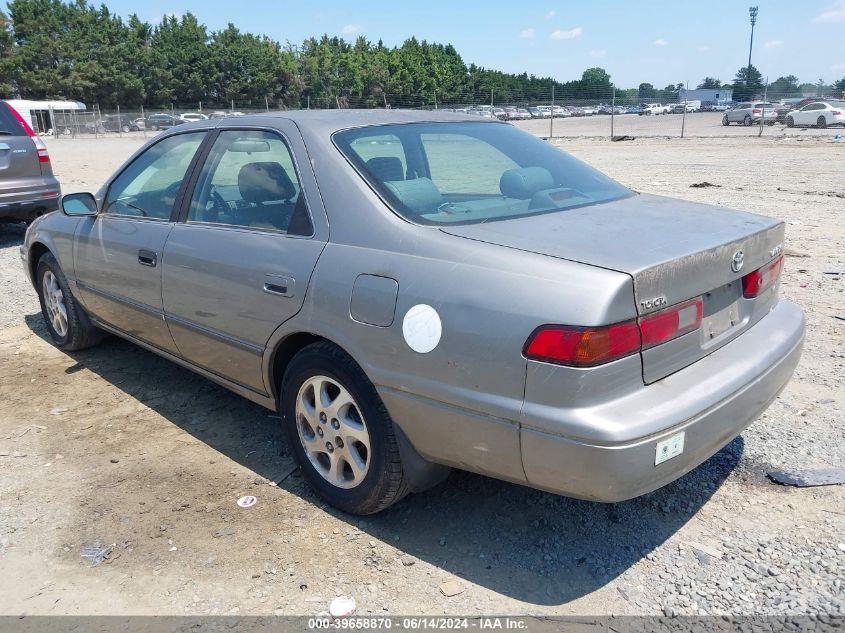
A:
[[99, 0, 845, 88]]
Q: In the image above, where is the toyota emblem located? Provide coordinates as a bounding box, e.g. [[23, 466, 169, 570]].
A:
[[731, 250, 745, 273]]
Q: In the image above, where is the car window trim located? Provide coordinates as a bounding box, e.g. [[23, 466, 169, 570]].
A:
[[174, 125, 316, 238], [102, 129, 213, 222]]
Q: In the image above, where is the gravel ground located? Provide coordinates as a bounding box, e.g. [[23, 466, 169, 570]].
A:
[[0, 133, 842, 618]]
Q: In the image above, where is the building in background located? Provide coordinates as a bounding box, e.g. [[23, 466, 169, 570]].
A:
[[678, 88, 734, 104]]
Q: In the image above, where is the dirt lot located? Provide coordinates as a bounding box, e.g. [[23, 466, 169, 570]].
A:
[[0, 131, 843, 617]]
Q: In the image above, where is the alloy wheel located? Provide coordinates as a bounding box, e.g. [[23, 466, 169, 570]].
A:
[[42, 270, 68, 338], [295, 375, 371, 489]]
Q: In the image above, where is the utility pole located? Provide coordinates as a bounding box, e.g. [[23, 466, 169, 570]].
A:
[[747, 6, 758, 95]]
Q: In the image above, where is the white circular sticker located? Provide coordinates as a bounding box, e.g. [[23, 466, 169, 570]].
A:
[[237, 495, 257, 508], [402, 304, 442, 354]]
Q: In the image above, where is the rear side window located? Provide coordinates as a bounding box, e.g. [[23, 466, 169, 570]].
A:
[[0, 103, 26, 136]]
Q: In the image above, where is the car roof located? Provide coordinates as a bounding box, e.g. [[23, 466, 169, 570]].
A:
[[186, 109, 502, 135]]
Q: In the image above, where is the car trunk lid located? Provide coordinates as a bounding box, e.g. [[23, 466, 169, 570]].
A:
[[440, 193, 786, 382]]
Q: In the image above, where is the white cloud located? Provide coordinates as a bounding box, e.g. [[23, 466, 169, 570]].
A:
[[831, 61, 845, 70], [546, 10, 556, 18], [589, 49, 607, 58], [653, 38, 668, 46], [697, 45, 710, 52], [550, 27, 582, 40], [519, 28, 535, 39], [812, 0, 845, 23], [341, 24, 361, 33], [764, 39, 783, 48]]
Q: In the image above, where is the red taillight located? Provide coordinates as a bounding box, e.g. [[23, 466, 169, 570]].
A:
[[523, 322, 641, 367], [4, 102, 50, 163], [639, 297, 703, 349], [752, 108, 761, 114], [831, 110, 842, 115], [524, 297, 704, 367], [742, 256, 784, 298]]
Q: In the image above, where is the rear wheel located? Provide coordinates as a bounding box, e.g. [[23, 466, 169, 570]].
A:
[[280, 341, 409, 515], [150, 124, 159, 131], [817, 116, 827, 129], [121, 125, 130, 133], [36, 253, 104, 351], [786, 116, 794, 128], [743, 115, 752, 126], [722, 114, 729, 126]]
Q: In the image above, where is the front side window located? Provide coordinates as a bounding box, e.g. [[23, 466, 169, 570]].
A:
[[334, 122, 632, 226], [105, 132, 205, 219], [187, 130, 311, 235]]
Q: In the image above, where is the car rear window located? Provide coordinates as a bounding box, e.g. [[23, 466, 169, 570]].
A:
[[334, 121, 632, 226], [0, 103, 26, 136]]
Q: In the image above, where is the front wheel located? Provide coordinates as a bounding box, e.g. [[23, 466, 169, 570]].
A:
[[722, 114, 729, 126], [36, 253, 104, 351], [786, 116, 794, 128], [280, 342, 409, 515], [817, 116, 827, 129], [121, 125, 130, 133]]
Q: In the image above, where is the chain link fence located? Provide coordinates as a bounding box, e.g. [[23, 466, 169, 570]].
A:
[[30, 86, 844, 142]]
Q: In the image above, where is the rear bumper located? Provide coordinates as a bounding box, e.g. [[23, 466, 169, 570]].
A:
[[520, 301, 805, 502], [0, 182, 61, 221]]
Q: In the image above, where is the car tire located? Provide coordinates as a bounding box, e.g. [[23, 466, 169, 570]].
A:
[[36, 253, 105, 351], [280, 341, 409, 515], [150, 124, 159, 131], [722, 115, 729, 126], [817, 116, 827, 129], [743, 115, 752, 126], [121, 125, 130, 133], [786, 116, 794, 128]]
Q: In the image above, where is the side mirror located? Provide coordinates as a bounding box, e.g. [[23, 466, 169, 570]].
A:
[[61, 192, 98, 217]]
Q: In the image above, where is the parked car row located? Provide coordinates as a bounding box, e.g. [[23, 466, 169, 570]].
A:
[[721, 99, 845, 128], [446, 104, 644, 120], [55, 110, 249, 135]]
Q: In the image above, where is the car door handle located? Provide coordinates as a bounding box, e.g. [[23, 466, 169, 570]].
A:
[[138, 249, 157, 267], [263, 274, 294, 297]]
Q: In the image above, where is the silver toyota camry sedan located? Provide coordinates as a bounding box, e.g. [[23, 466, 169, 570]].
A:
[[21, 110, 805, 515]]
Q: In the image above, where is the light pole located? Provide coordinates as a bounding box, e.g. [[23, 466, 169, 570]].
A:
[[747, 6, 758, 90]]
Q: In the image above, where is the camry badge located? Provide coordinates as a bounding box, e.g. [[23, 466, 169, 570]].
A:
[[731, 250, 745, 273]]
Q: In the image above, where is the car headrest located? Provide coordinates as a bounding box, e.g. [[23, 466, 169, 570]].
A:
[[384, 178, 443, 213], [238, 162, 295, 204], [499, 166, 555, 200], [366, 157, 404, 182]]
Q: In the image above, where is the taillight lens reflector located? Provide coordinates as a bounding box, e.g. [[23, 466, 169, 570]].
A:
[[639, 297, 703, 349], [742, 256, 783, 298]]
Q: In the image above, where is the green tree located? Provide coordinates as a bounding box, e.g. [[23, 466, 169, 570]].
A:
[[579, 67, 612, 100], [638, 82, 656, 101], [732, 65, 764, 101], [0, 9, 14, 96], [767, 75, 800, 99], [835, 77, 845, 96], [697, 77, 721, 89]]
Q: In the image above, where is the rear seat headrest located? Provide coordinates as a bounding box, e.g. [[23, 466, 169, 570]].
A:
[[500, 166, 555, 200], [384, 177, 443, 213]]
